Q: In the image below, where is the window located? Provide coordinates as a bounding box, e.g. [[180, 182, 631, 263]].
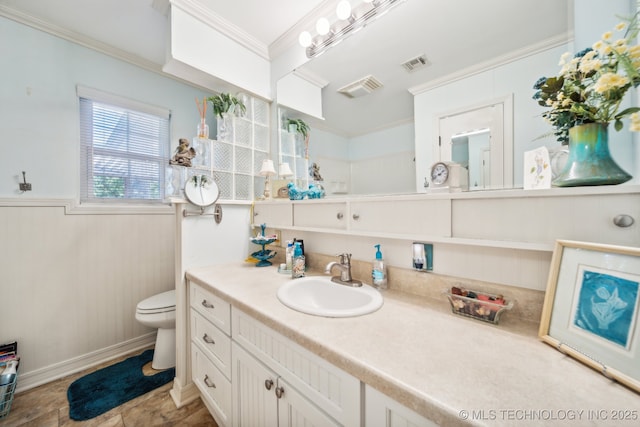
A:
[[211, 96, 270, 200], [78, 86, 170, 204]]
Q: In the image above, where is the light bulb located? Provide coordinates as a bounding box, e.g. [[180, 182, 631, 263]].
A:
[[316, 17, 330, 35], [336, 0, 352, 20], [298, 31, 312, 47]]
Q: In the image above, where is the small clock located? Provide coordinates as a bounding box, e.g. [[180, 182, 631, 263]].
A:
[[429, 161, 469, 192], [430, 162, 450, 186]]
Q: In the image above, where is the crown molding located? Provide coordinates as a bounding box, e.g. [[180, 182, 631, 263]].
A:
[[170, 0, 269, 60], [409, 33, 572, 95], [0, 4, 163, 75]]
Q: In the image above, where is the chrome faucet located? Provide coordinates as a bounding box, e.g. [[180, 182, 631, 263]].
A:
[[325, 253, 362, 287]]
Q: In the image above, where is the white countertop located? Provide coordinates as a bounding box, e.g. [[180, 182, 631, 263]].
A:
[[186, 263, 639, 426]]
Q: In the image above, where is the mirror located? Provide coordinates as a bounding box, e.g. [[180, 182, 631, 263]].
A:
[[184, 174, 220, 207], [277, 0, 638, 196]]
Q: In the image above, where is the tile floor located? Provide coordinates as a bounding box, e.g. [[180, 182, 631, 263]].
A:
[[0, 349, 217, 427]]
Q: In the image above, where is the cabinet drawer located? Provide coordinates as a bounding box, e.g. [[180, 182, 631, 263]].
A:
[[293, 202, 347, 229], [191, 309, 232, 379], [232, 308, 361, 427], [192, 343, 232, 427], [190, 282, 231, 335]]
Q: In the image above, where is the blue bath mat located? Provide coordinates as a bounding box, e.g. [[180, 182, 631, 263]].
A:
[[67, 349, 174, 421]]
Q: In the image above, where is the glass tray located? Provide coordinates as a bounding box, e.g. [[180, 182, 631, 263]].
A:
[[445, 287, 513, 324]]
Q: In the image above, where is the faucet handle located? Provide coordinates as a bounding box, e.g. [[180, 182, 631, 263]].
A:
[[337, 253, 351, 264]]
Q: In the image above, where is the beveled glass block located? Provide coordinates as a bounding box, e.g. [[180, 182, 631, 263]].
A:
[[254, 151, 268, 175], [253, 176, 264, 200], [191, 137, 211, 169], [234, 119, 252, 147], [280, 133, 295, 156], [213, 141, 233, 171], [165, 164, 189, 197], [254, 125, 269, 151], [235, 174, 252, 200], [216, 114, 234, 142], [235, 147, 252, 174], [213, 171, 232, 200], [253, 99, 269, 125]]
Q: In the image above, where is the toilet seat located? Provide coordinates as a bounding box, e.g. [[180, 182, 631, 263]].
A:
[[136, 290, 175, 315]]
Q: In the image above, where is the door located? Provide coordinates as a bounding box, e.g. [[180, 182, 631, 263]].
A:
[[438, 100, 507, 190], [277, 377, 341, 427], [232, 343, 278, 427]]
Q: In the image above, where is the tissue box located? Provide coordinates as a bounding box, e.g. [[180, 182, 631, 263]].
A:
[[445, 287, 513, 324]]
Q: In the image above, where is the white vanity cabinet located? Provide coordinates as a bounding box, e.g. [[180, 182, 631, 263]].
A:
[[189, 283, 233, 426], [365, 386, 436, 427], [232, 308, 361, 426], [253, 187, 640, 250], [232, 342, 341, 427]]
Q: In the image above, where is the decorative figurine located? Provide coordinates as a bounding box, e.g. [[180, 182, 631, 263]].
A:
[[309, 162, 323, 181], [169, 138, 196, 167], [307, 183, 325, 199]]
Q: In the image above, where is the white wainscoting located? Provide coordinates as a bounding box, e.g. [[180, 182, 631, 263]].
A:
[[0, 200, 175, 392]]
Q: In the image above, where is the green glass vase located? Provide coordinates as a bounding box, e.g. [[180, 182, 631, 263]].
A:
[[552, 123, 632, 187]]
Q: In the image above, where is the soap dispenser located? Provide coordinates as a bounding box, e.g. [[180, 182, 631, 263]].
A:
[[372, 244, 388, 289]]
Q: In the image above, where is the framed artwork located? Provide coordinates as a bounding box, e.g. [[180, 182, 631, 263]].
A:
[[539, 240, 640, 392]]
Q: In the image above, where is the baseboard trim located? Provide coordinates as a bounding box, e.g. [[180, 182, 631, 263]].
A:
[[170, 381, 200, 408], [15, 333, 156, 393]]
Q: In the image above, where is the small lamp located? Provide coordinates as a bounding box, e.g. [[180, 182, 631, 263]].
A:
[[279, 163, 293, 179], [259, 159, 276, 199]]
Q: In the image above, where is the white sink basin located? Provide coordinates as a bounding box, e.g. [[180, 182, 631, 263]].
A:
[[277, 276, 383, 317]]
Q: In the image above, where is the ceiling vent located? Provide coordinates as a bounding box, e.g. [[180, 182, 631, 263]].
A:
[[401, 54, 429, 72], [337, 75, 383, 98]]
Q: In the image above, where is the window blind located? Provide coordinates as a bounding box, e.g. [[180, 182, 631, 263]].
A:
[[78, 88, 170, 203]]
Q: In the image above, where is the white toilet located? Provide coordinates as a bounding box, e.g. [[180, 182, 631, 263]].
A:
[[135, 289, 176, 370]]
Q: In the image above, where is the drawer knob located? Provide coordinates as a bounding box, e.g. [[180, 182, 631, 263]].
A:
[[275, 386, 285, 399], [204, 375, 216, 389], [264, 379, 274, 390], [337, 212, 344, 220], [613, 214, 635, 228], [352, 214, 360, 220], [202, 334, 215, 345], [201, 300, 214, 309]]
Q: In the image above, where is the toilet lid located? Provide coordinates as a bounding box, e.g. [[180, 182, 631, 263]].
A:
[[137, 290, 175, 311]]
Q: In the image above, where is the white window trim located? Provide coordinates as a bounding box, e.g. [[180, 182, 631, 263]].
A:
[[77, 85, 171, 209]]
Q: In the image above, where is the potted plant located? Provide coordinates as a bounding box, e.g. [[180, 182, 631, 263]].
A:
[[207, 93, 246, 119], [286, 118, 310, 139], [532, 10, 640, 186]]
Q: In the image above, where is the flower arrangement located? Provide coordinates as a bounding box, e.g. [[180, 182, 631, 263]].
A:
[[533, 11, 640, 144]]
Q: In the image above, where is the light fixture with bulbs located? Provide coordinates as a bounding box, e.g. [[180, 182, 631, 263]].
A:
[[299, 0, 405, 58]]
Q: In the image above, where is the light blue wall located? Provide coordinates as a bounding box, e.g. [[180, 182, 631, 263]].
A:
[[0, 16, 214, 199]]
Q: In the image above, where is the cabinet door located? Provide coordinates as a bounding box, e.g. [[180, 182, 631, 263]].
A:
[[293, 202, 348, 229], [253, 202, 293, 228], [232, 342, 278, 427], [350, 199, 451, 237], [365, 385, 436, 427], [277, 377, 340, 427]]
